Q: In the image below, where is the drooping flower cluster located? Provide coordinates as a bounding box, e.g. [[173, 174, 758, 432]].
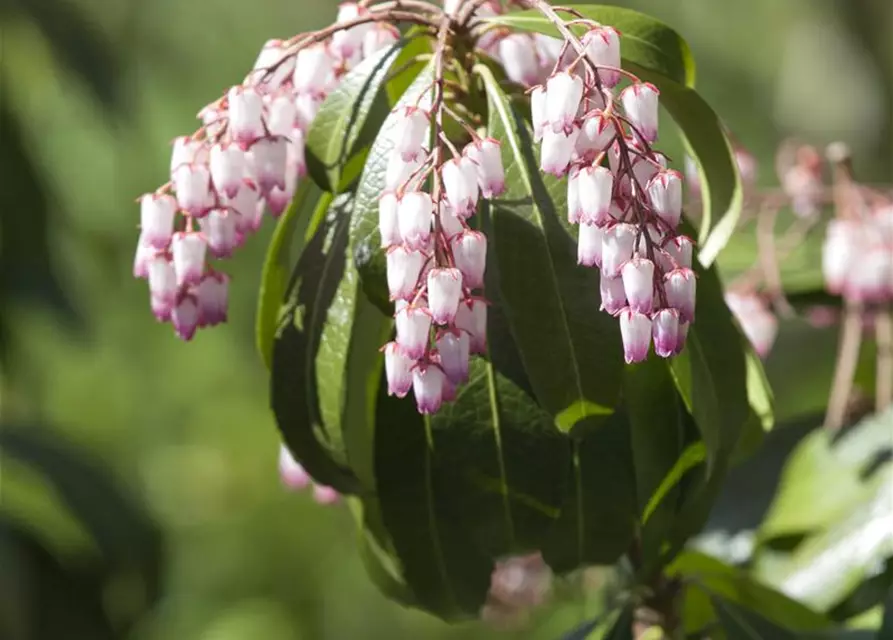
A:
[[380, 104, 505, 415], [134, 4, 398, 340], [527, 26, 696, 363], [822, 205, 893, 305], [724, 291, 778, 358], [278, 444, 341, 505]]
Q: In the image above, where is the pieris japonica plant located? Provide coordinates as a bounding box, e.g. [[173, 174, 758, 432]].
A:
[[138, 0, 775, 635]]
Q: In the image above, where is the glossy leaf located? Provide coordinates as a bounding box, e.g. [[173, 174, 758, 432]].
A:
[[477, 63, 624, 432], [306, 43, 404, 192], [711, 593, 799, 640], [270, 195, 361, 493], [256, 181, 327, 369]]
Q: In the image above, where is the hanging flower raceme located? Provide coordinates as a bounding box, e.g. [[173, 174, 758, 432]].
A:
[[821, 205, 893, 305], [528, 22, 696, 364], [133, 2, 396, 340]]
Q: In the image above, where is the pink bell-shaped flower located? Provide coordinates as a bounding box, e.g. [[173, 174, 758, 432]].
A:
[[171, 231, 207, 287], [546, 72, 583, 135], [148, 256, 177, 320], [665, 235, 694, 270], [133, 235, 155, 280], [249, 39, 294, 91], [209, 143, 247, 199], [531, 86, 548, 143], [379, 191, 401, 247], [621, 83, 660, 143], [464, 138, 505, 199], [204, 208, 238, 258], [265, 93, 298, 138], [499, 34, 541, 87], [385, 152, 424, 191], [578, 165, 613, 225], [384, 341, 415, 398], [172, 294, 200, 341], [197, 272, 229, 326], [582, 26, 621, 88], [575, 113, 616, 162], [601, 223, 636, 277], [438, 201, 464, 239], [412, 363, 447, 414], [599, 272, 627, 315], [621, 257, 655, 314], [442, 156, 480, 217], [647, 170, 683, 229], [140, 193, 177, 249], [293, 44, 335, 95], [665, 268, 697, 322], [568, 168, 583, 224], [397, 191, 434, 250], [455, 298, 487, 354], [451, 230, 487, 290], [395, 304, 432, 359], [577, 223, 604, 267], [295, 92, 323, 132], [170, 136, 208, 174], [227, 86, 265, 144], [391, 106, 429, 162], [224, 180, 262, 234], [652, 308, 681, 358], [386, 245, 425, 300], [427, 267, 464, 325], [619, 307, 652, 363], [248, 137, 289, 195], [540, 126, 580, 177], [436, 330, 470, 384], [173, 164, 214, 218]]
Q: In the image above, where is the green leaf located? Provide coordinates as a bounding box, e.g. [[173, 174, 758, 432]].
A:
[[476, 63, 624, 433], [351, 63, 435, 313], [306, 42, 406, 192], [482, 5, 741, 264], [641, 441, 706, 527], [668, 551, 834, 632], [385, 31, 432, 106], [270, 195, 361, 493], [711, 592, 798, 640], [256, 181, 327, 369]]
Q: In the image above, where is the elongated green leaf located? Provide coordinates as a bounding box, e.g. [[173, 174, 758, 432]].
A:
[[483, 6, 741, 264], [256, 181, 326, 369], [306, 43, 405, 192], [270, 196, 361, 493], [669, 552, 834, 632], [710, 593, 798, 640], [476, 63, 623, 432], [641, 441, 706, 526]]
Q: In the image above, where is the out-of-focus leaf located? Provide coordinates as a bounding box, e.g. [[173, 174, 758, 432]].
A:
[[670, 551, 833, 632], [711, 592, 799, 640], [256, 181, 327, 369], [385, 33, 432, 106], [270, 195, 361, 493], [306, 42, 405, 192], [880, 585, 893, 640], [477, 63, 624, 433]]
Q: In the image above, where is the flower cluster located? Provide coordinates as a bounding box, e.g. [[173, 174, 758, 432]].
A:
[[134, 3, 397, 340], [278, 444, 341, 505], [527, 26, 696, 363], [380, 105, 505, 415], [822, 205, 893, 305]]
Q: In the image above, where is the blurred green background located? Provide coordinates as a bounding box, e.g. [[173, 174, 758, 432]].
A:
[[0, 0, 890, 638]]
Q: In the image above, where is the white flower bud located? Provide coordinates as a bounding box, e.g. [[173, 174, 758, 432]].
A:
[[397, 191, 434, 250], [652, 308, 681, 358], [436, 330, 470, 384], [209, 143, 247, 199], [575, 113, 616, 162], [546, 72, 583, 135], [140, 193, 177, 249], [451, 230, 487, 290], [442, 156, 479, 218], [174, 164, 214, 218], [248, 137, 288, 195], [499, 34, 541, 87], [619, 308, 652, 363], [379, 191, 401, 247], [172, 294, 200, 341], [171, 231, 207, 287], [582, 26, 621, 88], [648, 170, 683, 229], [531, 86, 548, 143], [384, 341, 414, 398], [391, 106, 429, 162], [599, 271, 626, 315], [578, 165, 614, 225], [228, 86, 265, 144], [170, 136, 208, 174], [197, 272, 229, 327], [427, 267, 464, 325], [577, 222, 604, 267], [621, 257, 655, 314], [665, 268, 697, 322], [386, 245, 425, 300], [464, 139, 505, 199], [396, 304, 432, 359], [540, 126, 579, 177], [294, 44, 335, 95], [412, 363, 447, 415], [601, 222, 636, 277], [621, 83, 660, 143], [455, 298, 487, 354], [205, 208, 238, 258]]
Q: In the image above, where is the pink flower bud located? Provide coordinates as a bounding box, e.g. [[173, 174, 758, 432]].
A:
[[619, 308, 652, 363], [224, 180, 262, 234], [396, 304, 432, 359], [601, 222, 636, 277], [228, 86, 265, 144], [599, 271, 627, 315], [427, 267, 464, 325], [312, 483, 341, 505], [398, 191, 434, 250], [540, 126, 579, 177], [546, 72, 583, 135], [385, 152, 424, 191], [133, 235, 155, 280], [384, 341, 414, 398], [171, 231, 207, 287], [140, 193, 177, 249], [665, 268, 697, 322], [412, 363, 447, 414], [582, 26, 621, 88], [451, 230, 487, 290], [575, 113, 616, 162], [531, 86, 548, 143], [265, 93, 298, 138], [577, 223, 604, 267], [197, 272, 229, 326], [621, 83, 660, 143], [379, 192, 401, 247], [248, 137, 288, 194], [499, 34, 541, 87], [391, 106, 429, 162], [174, 164, 214, 218], [652, 308, 681, 358], [294, 44, 335, 95], [439, 201, 464, 239], [172, 294, 200, 341], [456, 298, 487, 354], [464, 139, 505, 199], [386, 245, 424, 300], [204, 208, 238, 258], [278, 444, 311, 490], [665, 235, 693, 270], [250, 39, 294, 91], [621, 257, 655, 314], [436, 330, 470, 384], [648, 170, 683, 229], [209, 143, 247, 199], [148, 256, 177, 320], [295, 92, 323, 131], [442, 156, 479, 218], [578, 165, 613, 225], [170, 137, 208, 174]]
